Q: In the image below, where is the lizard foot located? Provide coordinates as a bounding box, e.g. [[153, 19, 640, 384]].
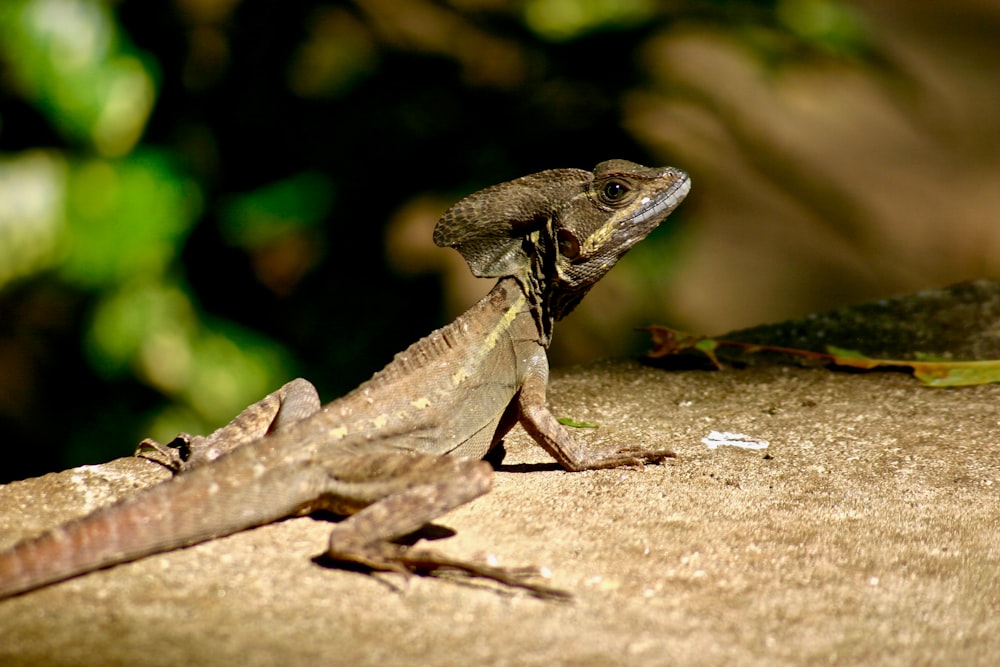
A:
[[134, 434, 193, 473], [613, 447, 677, 466], [135, 432, 234, 473], [568, 447, 677, 471]]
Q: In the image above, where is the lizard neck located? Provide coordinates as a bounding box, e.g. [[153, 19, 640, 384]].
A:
[[518, 234, 591, 345], [505, 267, 554, 349]]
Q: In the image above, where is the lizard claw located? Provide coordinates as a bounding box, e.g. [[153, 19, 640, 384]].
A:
[[569, 447, 676, 470], [616, 447, 676, 465]]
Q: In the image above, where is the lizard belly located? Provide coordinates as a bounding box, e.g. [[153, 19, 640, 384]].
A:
[[311, 368, 519, 460], [314, 278, 535, 460], [367, 369, 519, 459]]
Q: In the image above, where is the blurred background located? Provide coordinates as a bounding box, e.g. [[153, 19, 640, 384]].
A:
[[0, 0, 997, 482]]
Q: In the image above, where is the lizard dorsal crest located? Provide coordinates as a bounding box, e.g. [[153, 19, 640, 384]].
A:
[[433, 168, 593, 278]]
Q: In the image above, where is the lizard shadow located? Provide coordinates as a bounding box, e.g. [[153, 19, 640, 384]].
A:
[[308, 520, 552, 599], [494, 462, 562, 473], [485, 442, 562, 473], [309, 515, 458, 591], [307, 512, 566, 599]]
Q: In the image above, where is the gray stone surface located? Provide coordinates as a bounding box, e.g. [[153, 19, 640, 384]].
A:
[[1, 283, 999, 666]]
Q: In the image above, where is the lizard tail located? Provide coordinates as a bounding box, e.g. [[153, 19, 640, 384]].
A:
[[0, 460, 317, 600]]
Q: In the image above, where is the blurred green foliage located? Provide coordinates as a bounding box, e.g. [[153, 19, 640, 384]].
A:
[[0, 0, 871, 481], [219, 171, 334, 249], [62, 152, 197, 286], [0, 0, 155, 156], [523, 0, 655, 41]]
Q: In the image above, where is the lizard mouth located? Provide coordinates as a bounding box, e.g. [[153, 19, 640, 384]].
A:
[[620, 168, 690, 231], [611, 169, 690, 252]]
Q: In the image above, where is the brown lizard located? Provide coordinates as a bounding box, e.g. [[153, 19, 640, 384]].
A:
[[0, 159, 690, 600]]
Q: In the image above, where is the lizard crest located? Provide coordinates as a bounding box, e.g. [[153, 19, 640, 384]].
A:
[[434, 159, 691, 336]]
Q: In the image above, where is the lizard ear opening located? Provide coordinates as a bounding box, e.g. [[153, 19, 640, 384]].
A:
[[433, 168, 593, 278], [556, 229, 581, 260]]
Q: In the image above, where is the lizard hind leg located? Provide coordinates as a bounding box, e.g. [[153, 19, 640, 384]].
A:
[[320, 454, 568, 599], [136, 378, 322, 472]]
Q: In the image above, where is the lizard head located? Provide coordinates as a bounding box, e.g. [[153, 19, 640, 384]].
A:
[[433, 160, 690, 320], [547, 160, 690, 298]]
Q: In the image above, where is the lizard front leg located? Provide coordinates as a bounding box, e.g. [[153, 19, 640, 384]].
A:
[[319, 451, 568, 598], [517, 350, 675, 471], [136, 378, 321, 472]]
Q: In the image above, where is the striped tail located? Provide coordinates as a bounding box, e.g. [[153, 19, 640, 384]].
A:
[[0, 457, 320, 600]]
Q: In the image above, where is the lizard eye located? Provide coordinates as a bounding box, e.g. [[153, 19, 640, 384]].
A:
[[599, 179, 630, 205], [556, 229, 581, 259]]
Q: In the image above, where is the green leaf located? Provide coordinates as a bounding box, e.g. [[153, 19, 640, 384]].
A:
[[695, 338, 720, 353], [910, 361, 1000, 388], [646, 325, 1000, 387], [824, 345, 869, 359], [557, 417, 600, 429]]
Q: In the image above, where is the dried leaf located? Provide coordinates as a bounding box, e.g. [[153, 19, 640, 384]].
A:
[[642, 326, 1000, 387]]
